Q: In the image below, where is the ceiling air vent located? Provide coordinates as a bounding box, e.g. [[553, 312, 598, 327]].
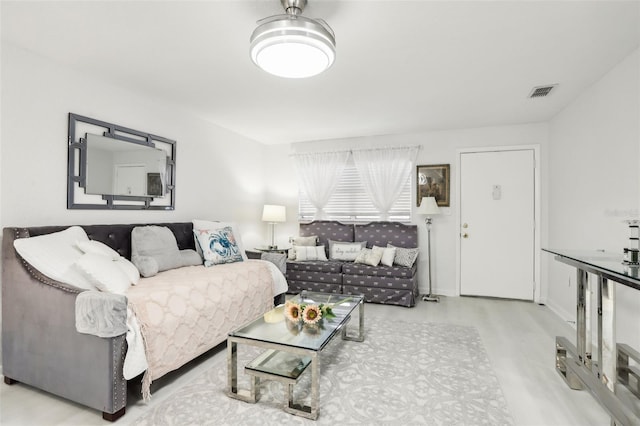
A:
[[528, 84, 558, 98]]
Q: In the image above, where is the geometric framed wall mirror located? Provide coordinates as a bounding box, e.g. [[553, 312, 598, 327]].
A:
[[67, 113, 176, 210]]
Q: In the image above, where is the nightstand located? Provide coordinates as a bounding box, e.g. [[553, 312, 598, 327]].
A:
[[253, 246, 291, 254]]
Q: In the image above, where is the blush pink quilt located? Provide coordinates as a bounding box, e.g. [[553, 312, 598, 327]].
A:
[[127, 260, 274, 399]]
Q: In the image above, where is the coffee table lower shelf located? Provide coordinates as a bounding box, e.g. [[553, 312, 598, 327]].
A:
[[246, 349, 315, 418], [227, 338, 322, 420]]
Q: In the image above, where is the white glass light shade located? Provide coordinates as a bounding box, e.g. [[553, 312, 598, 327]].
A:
[[417, 197, 440, 216], [262, 204, 287, 222], [250, 15, 335, 78]]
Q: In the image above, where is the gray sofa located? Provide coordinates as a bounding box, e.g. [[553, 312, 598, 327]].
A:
[[1, 222, 285, 421], [286, 221, 419, 307]]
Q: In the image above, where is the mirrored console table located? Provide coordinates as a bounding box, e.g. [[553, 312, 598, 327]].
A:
[[543, 249, 640, 426]]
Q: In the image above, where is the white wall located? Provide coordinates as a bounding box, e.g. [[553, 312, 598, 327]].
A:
[[1, 42, 268, 248], [547, 48, 640, 347], [275, 122, 549, 298]]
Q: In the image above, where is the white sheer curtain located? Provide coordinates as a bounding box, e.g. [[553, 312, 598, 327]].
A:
[[293, 151, 350, 219], [352, 146, 419, 220]]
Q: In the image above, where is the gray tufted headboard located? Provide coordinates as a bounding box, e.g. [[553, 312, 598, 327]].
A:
[[20, 222, 195, 261]]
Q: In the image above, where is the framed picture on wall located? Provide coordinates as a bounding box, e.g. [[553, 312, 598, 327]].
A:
[[147, 173, 163, 197], [416, 164, 450, 207]]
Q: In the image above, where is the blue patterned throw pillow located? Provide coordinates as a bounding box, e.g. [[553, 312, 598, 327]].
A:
[[194, 226, 243, 266]]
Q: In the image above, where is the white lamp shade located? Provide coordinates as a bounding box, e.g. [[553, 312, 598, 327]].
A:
[[416, 197, 440, 216], [262, 204, 286, 222]]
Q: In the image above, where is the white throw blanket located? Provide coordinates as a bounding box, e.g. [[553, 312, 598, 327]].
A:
[[124, 260, 287, 398]]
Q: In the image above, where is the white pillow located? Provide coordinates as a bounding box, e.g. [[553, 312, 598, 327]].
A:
[[288, 235, 318, 260], [77, 239, 140, 285], [295, 245, 328, 262], [193, 219, 248, 260], [13, 226, 94, 288], [76, 240, 119, 260], [74, 253, 131, 294], [117, 258, 140, 285], [354, 247, 384, 267], [374, 245, 397, 267], [328, 240, 367, 261]]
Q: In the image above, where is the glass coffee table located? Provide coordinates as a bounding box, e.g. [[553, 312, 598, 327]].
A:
[[227, 291, 364, 420]]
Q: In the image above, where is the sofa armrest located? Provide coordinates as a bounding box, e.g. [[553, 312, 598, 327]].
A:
[[2, 228, 127, 417]]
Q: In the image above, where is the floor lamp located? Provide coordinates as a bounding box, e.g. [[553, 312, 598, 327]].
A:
[[417, 196, 441, 302]]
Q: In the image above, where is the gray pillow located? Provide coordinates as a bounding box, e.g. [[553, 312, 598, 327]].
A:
[[180, 249, 203, 267], [388, 244, 420, 268], [131, 226, 183, 277]]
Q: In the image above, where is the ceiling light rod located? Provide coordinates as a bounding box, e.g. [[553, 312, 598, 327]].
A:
[[282, 0, 306, 15]]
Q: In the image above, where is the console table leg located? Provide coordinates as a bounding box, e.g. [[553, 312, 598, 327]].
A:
[[576, 269, 592, 367], [599, 277, 617, 392]]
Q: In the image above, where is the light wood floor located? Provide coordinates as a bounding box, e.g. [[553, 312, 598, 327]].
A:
[[0, 296, 611, 425]]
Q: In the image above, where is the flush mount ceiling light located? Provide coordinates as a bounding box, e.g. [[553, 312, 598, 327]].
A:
[[250, 0, 336, 79]]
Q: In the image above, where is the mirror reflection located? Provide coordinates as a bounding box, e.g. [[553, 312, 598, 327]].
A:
[[85, 133, 167, 198]]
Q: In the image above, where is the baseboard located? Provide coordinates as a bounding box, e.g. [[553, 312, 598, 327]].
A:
[[545, 299, 576, 329]]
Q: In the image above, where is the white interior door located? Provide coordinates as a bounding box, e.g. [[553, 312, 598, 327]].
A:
[[460, 149, 535, 300], [114, 164, 145, 196]]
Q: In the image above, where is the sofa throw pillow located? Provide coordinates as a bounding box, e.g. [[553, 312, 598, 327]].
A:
[[294, 245, 328, 262], [179, 249, 203, 267], [261, 252, 287, 274], [131, 226, 183, 277], [76, 239, 120, 260], [329, 240, 367, 261], [194, 226, 243, 266], [288, 235, 318, 260], [75, 253, 132, 295], [354, 246, 384, 267], [13, 225, 97, 290], [76, 239, 140, 285], [193, 219, 248, 260], [374, 245, 397, 267], [388, 244, 419, 268]]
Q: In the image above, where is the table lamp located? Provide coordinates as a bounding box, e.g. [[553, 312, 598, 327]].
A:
[[262, 204, 286, 249], [417, 197, 441, 302]]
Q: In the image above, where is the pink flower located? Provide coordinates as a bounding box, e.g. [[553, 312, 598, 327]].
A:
[[285, 301, 301, 322], [302, 304, 322, 325]]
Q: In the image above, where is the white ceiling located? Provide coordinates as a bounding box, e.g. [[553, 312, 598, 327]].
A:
[[2, 1, 639, 145]]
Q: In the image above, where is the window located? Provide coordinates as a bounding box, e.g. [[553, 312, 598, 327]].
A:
[[298, 158, 411, 222]]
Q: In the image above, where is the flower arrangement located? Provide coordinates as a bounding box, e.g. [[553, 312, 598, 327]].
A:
[[284, 297, 351, 326]]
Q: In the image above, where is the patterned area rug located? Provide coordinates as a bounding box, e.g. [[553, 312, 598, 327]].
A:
[[132, 318, 513, 425]]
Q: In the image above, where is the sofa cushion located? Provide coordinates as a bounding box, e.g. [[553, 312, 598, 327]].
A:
[[193, 219, 248, 261], [389, 244, 420, 267], [75, 253, 132, 294], [294, 245, 328, 261], [354, 247, 384, 266], [354, 221, 418, 248], [194, 226, 244, 266], [13, 225, 96, 290], [300, 220, 354, 257], [342, 273, 416, 291], [342, 262, 416, 279], [287, 260, 343, 273], [288, 235, 318, 260], [286, 270, 343, 284], [132, 225, 183, 276], [328, 240, 367, 261], [375, 245, 396, 267]]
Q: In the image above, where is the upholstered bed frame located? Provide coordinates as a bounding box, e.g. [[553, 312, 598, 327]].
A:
[[2, 222, 283, 421]]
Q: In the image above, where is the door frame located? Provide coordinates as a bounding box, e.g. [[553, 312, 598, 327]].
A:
[[455, 145, 541, 303]]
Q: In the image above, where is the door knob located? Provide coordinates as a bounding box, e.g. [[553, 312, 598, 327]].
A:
[[462, 233, 469, 238]]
